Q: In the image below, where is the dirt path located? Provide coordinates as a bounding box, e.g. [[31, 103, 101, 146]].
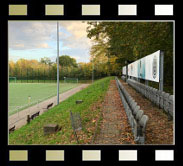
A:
[[9, 84, 90, 130], [94, 80, 135, 144], [120, 80, 173, 144]]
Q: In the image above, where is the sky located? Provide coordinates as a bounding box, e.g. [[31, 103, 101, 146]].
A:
[[8, 21, 93, 63]]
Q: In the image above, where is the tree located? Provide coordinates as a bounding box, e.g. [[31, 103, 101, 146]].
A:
[[40, 57, 52, 65], [87, 22, 173, 86], [59, 55, 77, 67]]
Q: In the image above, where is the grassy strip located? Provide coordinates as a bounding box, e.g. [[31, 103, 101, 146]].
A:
[[9, 77, 113, 145]]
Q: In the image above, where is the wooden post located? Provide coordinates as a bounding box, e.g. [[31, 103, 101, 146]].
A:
[[27, 115, 30, 124]]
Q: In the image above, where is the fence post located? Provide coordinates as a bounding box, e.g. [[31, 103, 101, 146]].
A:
[[159, 51, 164, 91], [38, 69, 39, 83], [145, 80, 148, 86], [44, 69, 45, 83], [32, 68, 33, 83], [27, 68, 28, 83], [126, 65, 128, 82], [21, 69, 22, 83], [48, 66, 50, 83]]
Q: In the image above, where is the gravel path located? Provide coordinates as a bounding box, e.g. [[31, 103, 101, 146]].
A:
[[120, 79, 173, 144], [9, 84, 89, 130], [94, 80, 135, 144]]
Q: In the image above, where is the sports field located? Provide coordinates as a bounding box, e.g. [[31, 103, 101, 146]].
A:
[[9, 83, 79, 115]]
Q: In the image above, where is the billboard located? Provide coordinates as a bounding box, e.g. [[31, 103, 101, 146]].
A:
[[126, 50, 160, 82], [122, 66, 126, 75], [144, 50, 160, 82], [128, 60, 138, 78]]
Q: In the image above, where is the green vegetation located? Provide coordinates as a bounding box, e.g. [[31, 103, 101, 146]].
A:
[[9, 83, 79, 115], [149, 82, 173, 95], [9, 22, 173, 92], [87, 22, 173, 88], [9, 55, 110, 82], [59, 55, 78, 67], [9, 77, 113, 145]]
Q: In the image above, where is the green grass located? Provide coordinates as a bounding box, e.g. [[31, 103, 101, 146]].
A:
[[9, 77, 113, 145], [9, 83, 79, 115], [10, 79, 93, 84]]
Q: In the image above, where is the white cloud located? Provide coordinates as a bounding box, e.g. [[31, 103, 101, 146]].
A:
[[13, 43, 25, 48], [37, 43, 50, 48], [70, 56, 81, 60], [8, 21, 92, 62], [62, 21, 88, 38], [58, 21, 92, 50], [9, 21, 56, 50]]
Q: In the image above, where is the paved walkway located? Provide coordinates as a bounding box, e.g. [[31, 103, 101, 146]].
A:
[[94, 80, 134, 144], [9, 84, 89, 130]]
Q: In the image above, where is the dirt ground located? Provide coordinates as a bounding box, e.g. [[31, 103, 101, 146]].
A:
[[120, 79, 173, 144], [94, 80, 135, 144]]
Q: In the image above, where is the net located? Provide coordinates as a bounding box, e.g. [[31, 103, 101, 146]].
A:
[[9, 77, 16, 83], [64, 77, 78, 83]]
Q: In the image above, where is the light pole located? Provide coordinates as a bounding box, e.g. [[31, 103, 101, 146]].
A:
[[125, 60, 134, 82], [125, 60, 128, 82], [57, 21, 59, 105], [159, 51, 164, 91], [92, 22, 99, 83], [92, 57, 94, 83]]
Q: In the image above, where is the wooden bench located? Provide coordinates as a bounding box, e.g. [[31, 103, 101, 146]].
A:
[[30, 111, 40, 120], [47, 103, 53, 109], [27, 111, 40, 124], [9, 125, 15, 133]]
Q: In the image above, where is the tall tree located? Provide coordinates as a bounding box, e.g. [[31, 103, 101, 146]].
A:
[[40, 57, 52, 65], [59, 55, 77, 67], [87, 22, 173, 85]]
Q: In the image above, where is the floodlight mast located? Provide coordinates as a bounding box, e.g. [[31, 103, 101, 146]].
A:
[[57, 21, 60, 105]]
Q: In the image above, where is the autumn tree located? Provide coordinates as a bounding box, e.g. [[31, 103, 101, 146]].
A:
[[59, 55, 77, 67], [87, 22, 173, 86]]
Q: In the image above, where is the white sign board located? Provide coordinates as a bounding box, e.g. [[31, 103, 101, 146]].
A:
[[128, 61, 138, 78], [144, 50, 160, 82], [122, 66, 126, 75], [125, 50, 160, 82]]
